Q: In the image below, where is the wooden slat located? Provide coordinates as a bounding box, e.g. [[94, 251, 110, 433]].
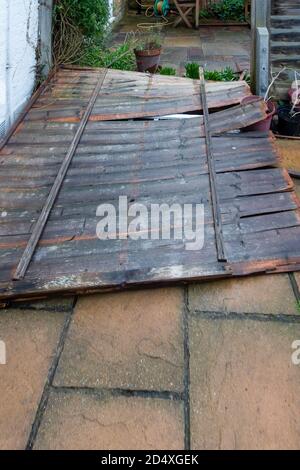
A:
[[13, 69, 108, 279], [24, 66, 252, 122], [200, 67, 226, 262], [0, 68, 58, 153], [0, 66, 299, 302]]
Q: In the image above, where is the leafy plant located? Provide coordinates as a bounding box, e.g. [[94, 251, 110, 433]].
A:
[[185, 63, 200, 79], [199, 9, 211, 19], [79, 42, 136, 71], [160, 67, 176, 76], [204, 67, 237, 82], [54, 0, 109, 39], [243, 71, 251, 85], [134, 30, 162, 52], [185, 64, 241, 82], [52, 5, 85, 65], [199, 0, 245, 22], [52, 0, 110, 65]]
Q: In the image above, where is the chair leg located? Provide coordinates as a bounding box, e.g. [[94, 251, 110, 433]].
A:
[[173, 13, 184, 27], [177, 6, 194, 28], [173, 0, 195, 29]]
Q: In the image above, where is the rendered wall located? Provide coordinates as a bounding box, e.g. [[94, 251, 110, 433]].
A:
[[0, 0, 39, 138]]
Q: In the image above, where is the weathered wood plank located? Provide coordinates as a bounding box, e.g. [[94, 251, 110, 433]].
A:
[[0, 66, 299, 302], [14, 70, 108, 279]]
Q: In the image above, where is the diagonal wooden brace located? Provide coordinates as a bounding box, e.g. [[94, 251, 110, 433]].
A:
[[173, 0, 195, 28]]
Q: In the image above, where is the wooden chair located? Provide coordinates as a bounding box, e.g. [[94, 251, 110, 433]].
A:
[[173, 0, 199, 29]]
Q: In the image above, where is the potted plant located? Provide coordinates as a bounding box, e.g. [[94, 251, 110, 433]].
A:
[[277, 106, 300, 136], [243, 69, 300, 137], [241, 96, 276, 132], [242, 68, 288, 133], [134, 30, 162, 74], [278, 73, 300, 136]]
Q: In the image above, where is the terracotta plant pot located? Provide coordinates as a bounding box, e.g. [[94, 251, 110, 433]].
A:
[[134, 47, 162, 74], [242, 96, 276, 132]]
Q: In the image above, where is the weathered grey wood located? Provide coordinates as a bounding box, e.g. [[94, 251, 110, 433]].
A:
[[13, 70, 107, 279], [200, 67, 226, 262], [38, 0, 53, 75], [251, 0, 271, 94], [0, 67, 299, 302], [255, 26, 270, 97]]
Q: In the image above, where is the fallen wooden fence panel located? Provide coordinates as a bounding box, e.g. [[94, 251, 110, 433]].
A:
[[26, 67, 252, 122], [0, 66, 299, 302]]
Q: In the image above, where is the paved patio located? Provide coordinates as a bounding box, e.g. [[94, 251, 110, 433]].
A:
[[0, 17, 300, 450], [112, 12, 251, 76], [1, 269, 300, 450]]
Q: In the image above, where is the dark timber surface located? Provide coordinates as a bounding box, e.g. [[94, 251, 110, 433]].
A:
[[0, 66, 299, 302]]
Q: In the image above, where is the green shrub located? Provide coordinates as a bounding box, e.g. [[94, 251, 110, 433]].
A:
[[185, 64, 240, 82], [199, 0, 245, 22], [53, 0, 110, 65], [54, 0, 109, 39], [185, 63, 200, 79], [160, 67, 176, 76], [199, 9, 211, 19], [204, 67, 237, 82], [79, 42, 136, 71]]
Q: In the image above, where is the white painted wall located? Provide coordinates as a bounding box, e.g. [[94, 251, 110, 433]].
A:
[[39, 0, 53, 75], [0, 0, 39, 138], [108, 0, 116, 23]]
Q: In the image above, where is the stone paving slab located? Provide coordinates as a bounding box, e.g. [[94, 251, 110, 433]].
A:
[[188, 274, 299, 316], [202, 43, 249, 57], [276, 140, 300, 173], [0, 309, 65, 450], [161, 25, 200, 37], [161, 46, 188, 61], [34, 391, 184, 450], [164, 36, 201, 48], [211, 31, 250, 41], [54, 288, 184, 391], [189, 316, 300, 450], [186, 47, 204, 61], [201, 60, 239, 72]]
